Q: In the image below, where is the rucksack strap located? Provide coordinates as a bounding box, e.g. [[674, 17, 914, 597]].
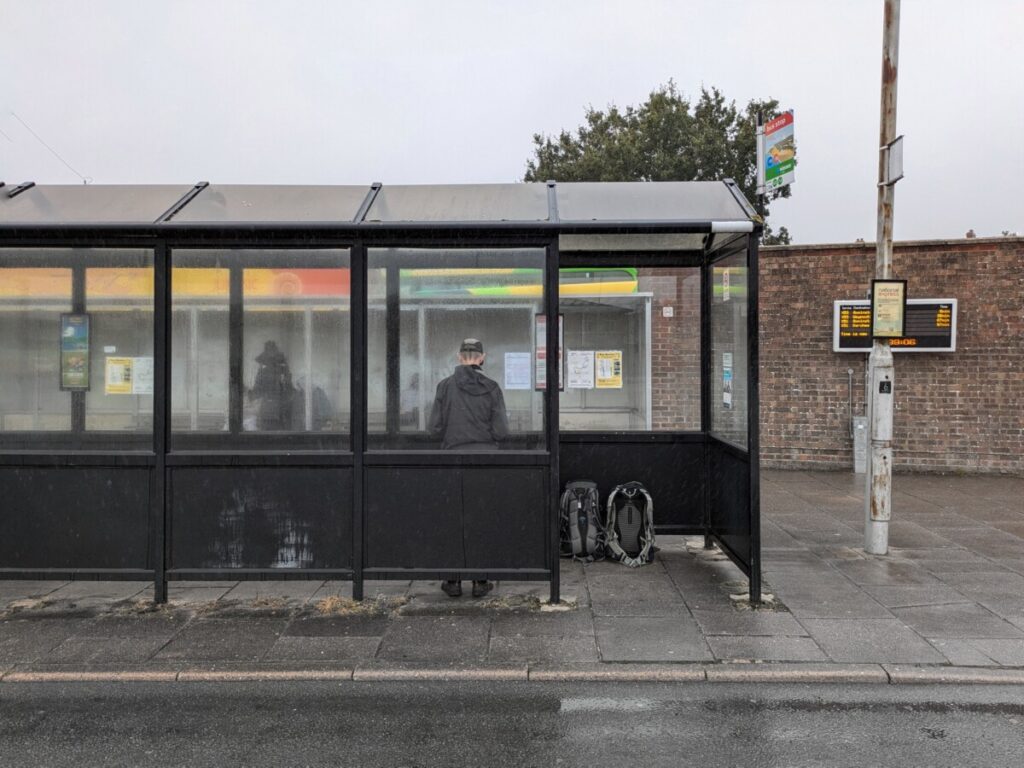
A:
[[605, 482, 655, 568]]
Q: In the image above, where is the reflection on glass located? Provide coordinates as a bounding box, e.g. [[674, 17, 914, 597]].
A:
[[170, 252, 351, 445], [710, 253, 749, 448], [367, 252, 546, 450], [171, 267, 230, 432], [242, 268, 350, 433], [0, 267, 72, 431], [85, 267, 154, 432]]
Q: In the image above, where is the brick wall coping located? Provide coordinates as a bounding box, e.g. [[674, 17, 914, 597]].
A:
[[762, 236, 1023, 253]]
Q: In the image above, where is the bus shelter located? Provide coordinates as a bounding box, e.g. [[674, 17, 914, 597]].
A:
[[0, 180, 762, 603]]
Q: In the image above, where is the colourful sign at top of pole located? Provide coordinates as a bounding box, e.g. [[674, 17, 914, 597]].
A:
[[763, 111, 796, 191]]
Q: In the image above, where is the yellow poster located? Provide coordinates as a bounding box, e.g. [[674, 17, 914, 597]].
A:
[[105, 356, 134, 395], [595, 350, 623, 389]]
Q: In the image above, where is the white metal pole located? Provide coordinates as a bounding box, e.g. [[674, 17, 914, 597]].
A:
[[865, 0, 900, 555]]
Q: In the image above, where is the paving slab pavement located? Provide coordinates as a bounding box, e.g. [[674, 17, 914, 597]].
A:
[[1, 470, 1024, 682]]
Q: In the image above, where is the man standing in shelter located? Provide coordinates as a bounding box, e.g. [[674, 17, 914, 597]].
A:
[[429, 338, 509, 598]]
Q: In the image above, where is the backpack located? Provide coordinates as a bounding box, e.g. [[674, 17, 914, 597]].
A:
[[559, 480, 605, 561], [605, 481, 655, 567]]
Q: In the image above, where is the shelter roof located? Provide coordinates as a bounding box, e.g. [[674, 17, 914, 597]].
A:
[[0, 181, 756, 229]]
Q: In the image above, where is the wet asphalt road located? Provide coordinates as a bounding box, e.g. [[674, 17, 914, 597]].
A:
[[1, 682, 1023, 767]]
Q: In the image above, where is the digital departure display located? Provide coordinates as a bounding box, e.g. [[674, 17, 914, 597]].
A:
[[833, 299, 957, 352]]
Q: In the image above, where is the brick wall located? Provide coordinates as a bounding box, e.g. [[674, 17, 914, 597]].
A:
[[640, 267, 701, 430], [759, 237, 1024, 475]]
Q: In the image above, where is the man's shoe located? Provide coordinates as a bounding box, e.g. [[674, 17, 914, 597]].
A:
[[441, 580, 462, 598], [471, 580, 493, 598]]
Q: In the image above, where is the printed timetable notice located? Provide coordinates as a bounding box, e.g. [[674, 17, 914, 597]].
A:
[[833, 299, 957, 353]]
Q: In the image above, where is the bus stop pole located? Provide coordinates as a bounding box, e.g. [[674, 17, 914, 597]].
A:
[[865, 0, 900, 555]]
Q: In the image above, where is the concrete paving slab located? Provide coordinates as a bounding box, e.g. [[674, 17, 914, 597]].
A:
[[264, 636, 381, 662], [956, 639, 1024, 666], [594, 615, 712, 662], [887, 547, 993, 563], [776, 590, 895, 620], [308, 580, 353, 602], [707, 636, 828, 662], [913, 558, 1010, 575], [166, 584, 235, 605], [220, 580, 323, 604], [44, 635, 171, 664], [46, 581, 151, 602], [677, 584, 745, 613], [828, 559, 938, 586], [884, 521, 961, 549], [87, 614, 191, 638], [488, 635, 600, 663], [690, 608, 809, 637], [364, 581, 412, 598], [589, 587, 687, 617], [933, 571, 1024, 600], [927, 638, 998, 666], [0, 619, 90, 663], [376, 616, 490, 662], [891, 603, 1024, 639], [862, 584, 973, 608], [490, 611, 593, 637], [284, 614, 390, 637], [0, 581, 68, 605], [991, 558, 1024, 576], [800, 619, 946, 664], [153, 618, 288, 662]]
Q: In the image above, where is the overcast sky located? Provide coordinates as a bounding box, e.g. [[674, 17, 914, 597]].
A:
[[1, 1, 1021, 243]]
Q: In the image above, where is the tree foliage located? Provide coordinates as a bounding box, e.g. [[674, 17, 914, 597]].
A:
[[524, 82, 791, 243]]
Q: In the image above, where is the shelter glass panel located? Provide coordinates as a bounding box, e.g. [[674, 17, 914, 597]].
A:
[[242, 264, 351, 435], [0, 248, 154, 446], [84, 259, 154, 432], [171, 263, 230, 434], [0, 264, 72, 433], [367, 248, 547, 450], [710, 250, 749, 449], [559, 266, 700, 431], [170, 249, 351, 448]]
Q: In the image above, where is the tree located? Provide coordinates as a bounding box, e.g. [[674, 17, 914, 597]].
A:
[[524, 82, 791, 243]]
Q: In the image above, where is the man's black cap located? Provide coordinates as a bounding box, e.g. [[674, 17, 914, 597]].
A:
[[460, 338, 484, 354]]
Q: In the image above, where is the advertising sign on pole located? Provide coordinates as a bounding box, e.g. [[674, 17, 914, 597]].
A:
[[762, 111, 796, 191], [871, 279, 908, 338]]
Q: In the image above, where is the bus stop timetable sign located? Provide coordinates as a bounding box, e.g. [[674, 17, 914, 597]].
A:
[[833, 299, 957, 353]]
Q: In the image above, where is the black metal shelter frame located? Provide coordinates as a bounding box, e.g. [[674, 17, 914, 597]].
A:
[[0, 181, 761, 604]]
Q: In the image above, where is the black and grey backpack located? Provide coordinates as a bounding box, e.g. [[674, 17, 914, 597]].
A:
[[605, 481, 655, 567], [559, 480, 605, 561]]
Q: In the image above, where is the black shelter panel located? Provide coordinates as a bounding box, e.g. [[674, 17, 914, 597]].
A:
[[169, 467, 353, 570], [708, 439, 751, 576], [365, 466, 547, 571], [365, 467, 463, 569], [0, 466, 150, 569], [462, 467, 547, 569], [559, 438, 704, 532]]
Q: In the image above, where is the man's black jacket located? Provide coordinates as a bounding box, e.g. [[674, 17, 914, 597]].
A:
[[429, 364, 509, 449]]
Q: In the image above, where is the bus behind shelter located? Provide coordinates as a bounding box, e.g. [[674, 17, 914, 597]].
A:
[[0, 180, 761, 603]]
